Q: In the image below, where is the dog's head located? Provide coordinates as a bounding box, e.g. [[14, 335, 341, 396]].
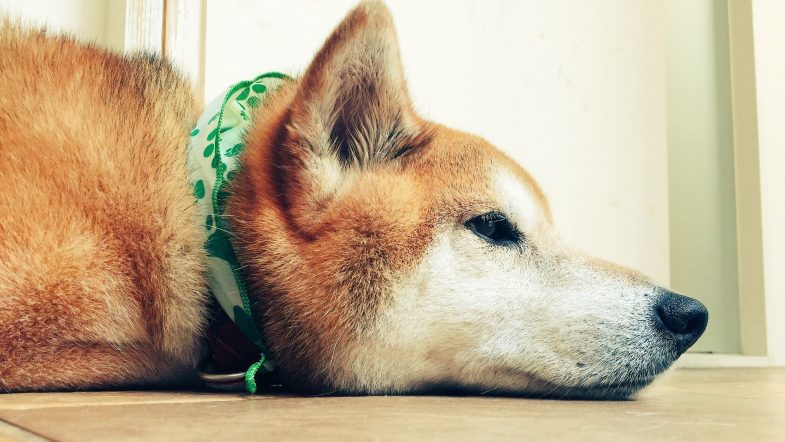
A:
[[230, 1, 707, 399]]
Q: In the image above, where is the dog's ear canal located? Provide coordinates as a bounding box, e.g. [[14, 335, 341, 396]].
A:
[[287, 1, 430, 168]]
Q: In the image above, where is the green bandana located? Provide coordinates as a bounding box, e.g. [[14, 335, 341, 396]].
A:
[[187, 72, 288, 392]]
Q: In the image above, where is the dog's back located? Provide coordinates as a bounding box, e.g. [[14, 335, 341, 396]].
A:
[[0, 22, 206, 390]]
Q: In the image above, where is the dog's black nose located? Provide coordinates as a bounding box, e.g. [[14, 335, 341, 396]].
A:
[[654, 291, 708, 353]]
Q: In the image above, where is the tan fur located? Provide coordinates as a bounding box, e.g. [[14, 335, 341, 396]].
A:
[[0, 21, 206, 390], [229, 4, 551, 390], [0, 2, 521, 392], [0, 2, 694, 395]]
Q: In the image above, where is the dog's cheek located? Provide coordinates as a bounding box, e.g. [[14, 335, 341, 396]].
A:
[[334, 233, 523, 392]]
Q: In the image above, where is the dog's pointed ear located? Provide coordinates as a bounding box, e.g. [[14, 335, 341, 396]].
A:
[[287, 1, 429, 169]]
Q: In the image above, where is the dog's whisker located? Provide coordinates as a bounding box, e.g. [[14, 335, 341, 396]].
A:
[[211, 227, 240, 238], [311, 389, 339, 397], [480, 385, 499, 395]]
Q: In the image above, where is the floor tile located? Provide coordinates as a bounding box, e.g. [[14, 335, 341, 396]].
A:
[[0, 368, 783, 441], [0, 419, 45, 442]]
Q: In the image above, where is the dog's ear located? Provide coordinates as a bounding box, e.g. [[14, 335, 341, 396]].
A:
[[286, 1, 428, 171]]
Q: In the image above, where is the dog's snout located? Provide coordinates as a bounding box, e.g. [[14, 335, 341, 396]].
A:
[[654, 291, 708, 353]]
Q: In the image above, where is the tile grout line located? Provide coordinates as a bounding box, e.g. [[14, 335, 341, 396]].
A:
[[0, 416, 51, 442]]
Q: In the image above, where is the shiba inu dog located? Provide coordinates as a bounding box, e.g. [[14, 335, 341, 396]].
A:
[[0, 1, 707, 398]]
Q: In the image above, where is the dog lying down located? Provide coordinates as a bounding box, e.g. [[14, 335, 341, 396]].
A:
[[0, 1, 707, 398]]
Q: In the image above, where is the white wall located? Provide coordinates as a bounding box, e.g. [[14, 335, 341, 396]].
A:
[[752, 0, 785, 365], [665, 0, 739, 353], [0, 0, 124, 51], [205, 0, 671, 284]]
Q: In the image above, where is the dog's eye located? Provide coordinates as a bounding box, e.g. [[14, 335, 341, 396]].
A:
[[465, 212, 521, 246]]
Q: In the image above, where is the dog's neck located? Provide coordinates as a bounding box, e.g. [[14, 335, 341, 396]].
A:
[[187, 72, 290, 391]]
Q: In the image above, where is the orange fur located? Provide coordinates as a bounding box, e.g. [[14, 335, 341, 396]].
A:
[[0, 2, 587, 393], [229, 3, 550, 390], [0, 21, 206, 390]]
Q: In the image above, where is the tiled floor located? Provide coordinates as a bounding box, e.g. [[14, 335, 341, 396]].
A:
[[1, 368, 784, 441]]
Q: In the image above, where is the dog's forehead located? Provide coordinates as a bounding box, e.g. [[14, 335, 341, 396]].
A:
[[492, 167, 551, 231], [409, 125, 552, 226]]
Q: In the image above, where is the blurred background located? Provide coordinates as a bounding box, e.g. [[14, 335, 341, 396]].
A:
[[1, 0, 782, 365]]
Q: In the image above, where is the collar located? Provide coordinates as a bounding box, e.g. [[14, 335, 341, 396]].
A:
[[187, 72, 288, 392]]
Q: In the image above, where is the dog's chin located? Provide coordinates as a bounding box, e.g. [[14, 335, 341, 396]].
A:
[[527, 378, 657, 400], [410, 364, 667, 400], [518, 366, 673, 400], [285, 370, 659, 399], [405, 373, 657, 401], [525, 359, 681, 400]]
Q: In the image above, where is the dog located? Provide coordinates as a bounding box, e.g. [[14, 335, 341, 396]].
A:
[[0, 1, 707, 398]]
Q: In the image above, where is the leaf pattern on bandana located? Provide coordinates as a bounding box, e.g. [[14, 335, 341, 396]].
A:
[[187, 72, 288, 370]]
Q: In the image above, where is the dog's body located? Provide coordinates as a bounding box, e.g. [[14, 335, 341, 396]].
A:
[[0, 18, 206, 388], [0, 2, 707, 397]]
